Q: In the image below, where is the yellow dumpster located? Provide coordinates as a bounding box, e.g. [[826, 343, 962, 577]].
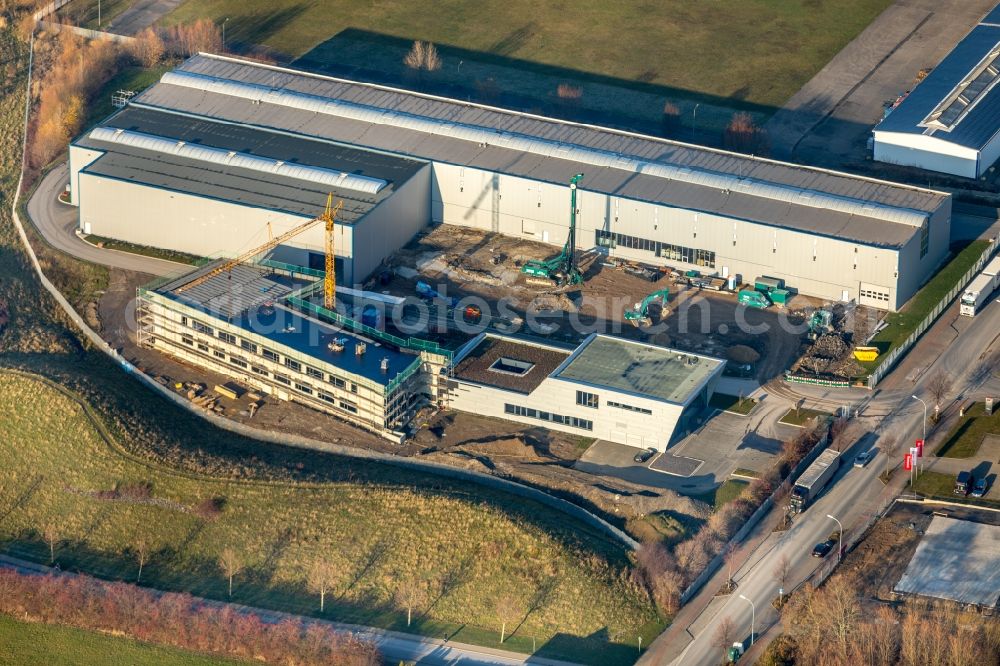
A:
[[853, 347, 879, 362]]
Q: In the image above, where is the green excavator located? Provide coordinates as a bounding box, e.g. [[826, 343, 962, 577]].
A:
[[625, 288, 670, 326], [521, 173, 585, 286]]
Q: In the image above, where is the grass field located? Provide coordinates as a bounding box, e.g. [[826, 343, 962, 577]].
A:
[[861, 241, 992, 373], [911, 471, 1000, 509], [0, 613, 247, 666], [0, 371, 657, 664], [689, 479, 750, 511], [162, 0, 892, 137], [709, 393, 757, 416], [779, 407, 830, 427], [84, 234, 207, 266], [936, 403, 1000, 459]]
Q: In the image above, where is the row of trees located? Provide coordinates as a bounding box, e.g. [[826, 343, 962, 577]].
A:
[[0, 568, 380, 665], [767, 576, 1000, 666], [635, 422, 826, 614], [28, 18, 223, 169]]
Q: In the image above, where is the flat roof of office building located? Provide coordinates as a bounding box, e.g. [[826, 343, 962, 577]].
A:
[[123, 53, 950, 249], [155, 264, 417, 386], [553, 335, 724, 405], [451, 334, 572, 394]]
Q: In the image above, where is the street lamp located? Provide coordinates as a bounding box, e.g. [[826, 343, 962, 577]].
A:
[[692, 103, 701, 138], [827, 514, 843, 563], [222, 17, 230, 51], [738, 594, 755, 646], [912, 394, 927, 473]]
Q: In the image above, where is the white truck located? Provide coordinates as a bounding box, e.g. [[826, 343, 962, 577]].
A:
[[790, 449, 841, 514], [960, 256, 1000, 317]]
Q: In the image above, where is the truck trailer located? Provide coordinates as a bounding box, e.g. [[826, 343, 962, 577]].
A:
[[790, 449, 841, 514], [960, 256, 1000, 317]]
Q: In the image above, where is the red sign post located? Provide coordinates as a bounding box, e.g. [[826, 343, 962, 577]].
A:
[[904, 453, 913, 471], [915, 439, 924, 458]]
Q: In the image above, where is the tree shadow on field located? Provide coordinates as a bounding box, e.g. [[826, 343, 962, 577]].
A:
[[225, 5, 311, 54], [292, 28, 781, 145]]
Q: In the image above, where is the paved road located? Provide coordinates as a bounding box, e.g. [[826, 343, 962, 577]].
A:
[[27, 164, 189, 278], [647, 295, 1000, 665], [0, 554, 570, 666], [766, 0, 997, 165], [102, 0, 183, 35]]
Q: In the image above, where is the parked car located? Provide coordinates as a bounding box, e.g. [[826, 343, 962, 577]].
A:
[[853, 450, 875, 468], [954, 471, 972, 496], [971, 477, 990, 498], [633, 447, 657, 464], [811, 540, 834, 558]]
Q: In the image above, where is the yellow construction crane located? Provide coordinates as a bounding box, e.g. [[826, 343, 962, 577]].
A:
[[177, 194, 344, 302], [320, 193, 343, 310]]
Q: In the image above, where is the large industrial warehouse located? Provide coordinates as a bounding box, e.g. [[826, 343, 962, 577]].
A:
[[873, 6, 1000, 179], [69, 53, 953, 311]]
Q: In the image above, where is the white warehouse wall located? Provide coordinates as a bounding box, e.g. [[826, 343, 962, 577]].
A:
[[430, 162, 917, 309], [68, 145, 104, 206], [873, 131, 980, 179], [77, 171, 360, 280]]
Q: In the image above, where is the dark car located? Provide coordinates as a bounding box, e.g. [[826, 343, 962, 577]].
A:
[[811, 540, 834, 558], [634, 447, 657, 464], [954, 471, 972, 496], [971, 477, 990, 498]]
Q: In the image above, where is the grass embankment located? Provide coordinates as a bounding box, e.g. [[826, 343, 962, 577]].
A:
[[85, 234, 206, 266], [779, 407, 829, 427], [82, 64, 172, 129], [0, 373, 657, 664], [55, 0, 138, 31], [936, 403, 1000, 459], [861, 241, 991, 372], [689, 479, 750, 511], [911, 471, 1000, 509], [709, 392, 757, 416], [0, 613, 247, 666], [165, 0, 890, 135]]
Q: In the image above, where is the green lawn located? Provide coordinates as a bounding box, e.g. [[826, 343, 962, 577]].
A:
[[936, 403, 1000, 459], [710, 393, 757, 416], [911, 471, 1000, 509], [0, 372, 656, 665], [0, 613, 247, 666], [779, 408, 830, 427], [55, 0, 139, 32], [862, 241, 991, 372], [161, 0, 892, 136], [85, 235, 207, 266], [689, 479, 749, 510]]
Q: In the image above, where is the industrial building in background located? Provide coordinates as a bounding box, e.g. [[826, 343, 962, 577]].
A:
[[873, 5, 1000, 178], [69, 53, 953, 312]]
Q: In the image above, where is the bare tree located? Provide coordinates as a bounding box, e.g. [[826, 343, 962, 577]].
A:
[[394, 578, 428, 627], [925, 372, 952, 419], [218, 547, 243, 597], [403, 40, 426, 70], [712, 615, 736, 655], [869, 605, 900, 666], [43, 523, 58, 563], [305, 558, 340, 612], [423, 42, 441, 72], [772, 553, 791, 598], [134, 537, 150, 583], [130, 27, 164, 68], [495, 594, 522, 643], [881, 434, 898, 479]]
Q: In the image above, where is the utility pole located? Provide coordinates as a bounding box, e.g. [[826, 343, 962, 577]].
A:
[[738, 594, 755, 646], [223, 17, 230, 51]]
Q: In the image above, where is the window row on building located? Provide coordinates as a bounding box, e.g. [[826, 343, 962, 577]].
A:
[[504, 403, 593, 430], [606, 400, 653, 415], [595, 230, 716, 268], [175, 331, 362, 417]]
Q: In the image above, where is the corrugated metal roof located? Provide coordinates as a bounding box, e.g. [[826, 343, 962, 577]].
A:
[[111, 53, 951, 247], [876, 13, 1000, 151]]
